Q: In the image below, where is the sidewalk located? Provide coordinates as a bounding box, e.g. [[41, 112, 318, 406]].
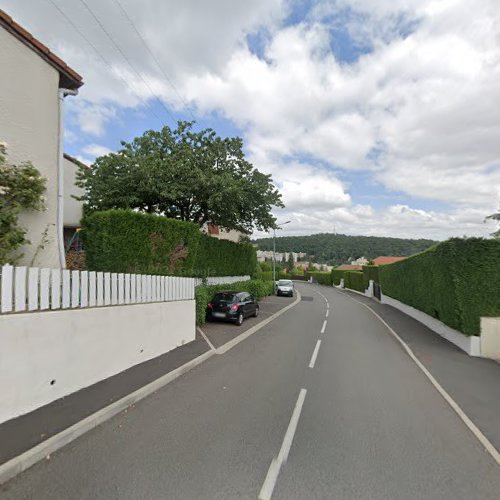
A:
[[0, 293, 294, 470], [339, 288, 500, 452]]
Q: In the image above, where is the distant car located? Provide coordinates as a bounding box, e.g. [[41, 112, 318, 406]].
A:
[[277, 279, 294, 297], [207, 291, 259, 326]]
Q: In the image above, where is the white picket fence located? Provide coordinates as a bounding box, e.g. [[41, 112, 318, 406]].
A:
[[0, 264, 195, 314], [193, 275, 250, 287]]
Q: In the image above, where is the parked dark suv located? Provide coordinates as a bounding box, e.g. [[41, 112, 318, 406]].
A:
[[207, 291, 259, 326]]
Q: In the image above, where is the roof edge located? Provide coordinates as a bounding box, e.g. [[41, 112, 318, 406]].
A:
[[0, 9, 83, 89], [64, 153, 91, 170]]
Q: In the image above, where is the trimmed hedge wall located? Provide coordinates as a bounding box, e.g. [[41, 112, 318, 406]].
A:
[[305, 271, 332, 286], [82, 210, 257, 277], [362, 265, 379, 289], [344, 271, 365, 292], [194, 233, 256, 277], [255, 270, 289, 281], [83, 210, 200, 275], [195, 279, 274, 324], [331, 269, 346, 285], [379, 238, 500, 336]]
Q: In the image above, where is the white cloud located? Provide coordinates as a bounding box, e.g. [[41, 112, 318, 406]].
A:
[[82, 143, 113, 159], [3, 0, 500, 239]]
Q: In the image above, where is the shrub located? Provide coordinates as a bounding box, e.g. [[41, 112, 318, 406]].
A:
[[0, 143, 46, 264], [195, 279, 274, 325], [344, 271, 365, 292], [379, 238, 500, 336], [82, 209, 256, 277]]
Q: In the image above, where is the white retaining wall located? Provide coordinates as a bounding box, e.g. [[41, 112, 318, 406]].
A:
[[0, 299, 195, 424], [380, 293, 481, 356], [480, 317, 500, 361]]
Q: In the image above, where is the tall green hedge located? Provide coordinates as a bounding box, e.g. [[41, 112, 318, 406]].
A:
[[195, 279, 274, 324], [83, 209, 257, 277], [379, 238, 500, 336], [305, 271, 332, 286], [362, 265, 380, 289], [331, 269, 346, 285], [344, 271, 365, 292], [255, 270, 289, 281], [194, 233, 256, 277]]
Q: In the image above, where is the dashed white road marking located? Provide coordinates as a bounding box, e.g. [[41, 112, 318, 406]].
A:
[[309, 339, 322, 368], [321, 320, 327, 334], [326, 309, 329, 318], [259, 389, 308, 500]]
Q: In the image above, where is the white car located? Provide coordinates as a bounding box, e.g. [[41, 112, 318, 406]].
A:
[[277, 279, 294, 297]]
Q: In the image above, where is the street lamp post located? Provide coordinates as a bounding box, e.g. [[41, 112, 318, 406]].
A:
[[273, 220, 291, 294]]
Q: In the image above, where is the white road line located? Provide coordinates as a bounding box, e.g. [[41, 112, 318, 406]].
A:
[[259, 389, 307, 500], [343, 293, 500, 467], [309, 339, 322, 368], [325, 309, 329, 318], [197, 327, 216, 352], [321, 320, 327, 334]]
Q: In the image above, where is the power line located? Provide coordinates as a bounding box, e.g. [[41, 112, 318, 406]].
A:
[[47, 0, 165, 127], [112, 0, 199, 126], [77, 0, 179, 127]]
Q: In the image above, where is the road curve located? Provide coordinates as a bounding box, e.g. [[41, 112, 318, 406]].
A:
[[2, 283, 499, 499]]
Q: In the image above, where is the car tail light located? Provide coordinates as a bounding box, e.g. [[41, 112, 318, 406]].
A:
[[207, 303, 213, 309], [230, 304, 239, 312]]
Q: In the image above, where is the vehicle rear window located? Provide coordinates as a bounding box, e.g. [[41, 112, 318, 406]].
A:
[[278, 280, 293, 286], [213, 292, 237, 304]]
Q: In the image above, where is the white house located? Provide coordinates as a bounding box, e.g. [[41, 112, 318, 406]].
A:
[[63, 153, 88, 252], [0, 9, 83, 267], [203, 223, 248, 243]]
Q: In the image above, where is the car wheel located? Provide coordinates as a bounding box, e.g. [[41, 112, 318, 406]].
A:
[[254, 306, 259, 318], [236, 312, 244, 326]]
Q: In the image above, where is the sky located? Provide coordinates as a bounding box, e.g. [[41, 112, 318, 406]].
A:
[[3, 0, 500, 240]]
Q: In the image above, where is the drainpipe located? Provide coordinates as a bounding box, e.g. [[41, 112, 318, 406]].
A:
[[57, 88, 78, 269]]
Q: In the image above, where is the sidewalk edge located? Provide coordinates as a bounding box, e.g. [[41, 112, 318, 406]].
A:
[[0, 349, 214, 485], [0, 290, 302, 485]]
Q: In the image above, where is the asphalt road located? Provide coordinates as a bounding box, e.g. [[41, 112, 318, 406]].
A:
[[2, 283, 500, 499]]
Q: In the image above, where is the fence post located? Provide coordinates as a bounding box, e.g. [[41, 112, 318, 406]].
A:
[[1, 264, 13, 313], [40, 268, 50, 310]]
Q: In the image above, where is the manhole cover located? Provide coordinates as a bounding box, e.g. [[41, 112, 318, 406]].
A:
[[301, 296, 314, 301]]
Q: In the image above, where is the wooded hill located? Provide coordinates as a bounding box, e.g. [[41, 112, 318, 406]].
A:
[[253, 233, 437, 265]]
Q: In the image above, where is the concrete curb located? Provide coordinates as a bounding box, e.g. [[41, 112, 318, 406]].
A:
[[0, 290, 302, 485], [217, 290, 301, 354]]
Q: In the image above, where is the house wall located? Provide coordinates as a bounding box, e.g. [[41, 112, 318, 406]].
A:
[[0, 25, 60, 267], [217, 228, 244, 243], [202, 223, 245, 243], [0, 300, 196, 423], [63, 156, 84, 227]]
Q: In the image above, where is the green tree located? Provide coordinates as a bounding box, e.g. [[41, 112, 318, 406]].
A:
[[286, 252, 294, 271], [77, 122, 283, 233], [0, 143, 46, 264]]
